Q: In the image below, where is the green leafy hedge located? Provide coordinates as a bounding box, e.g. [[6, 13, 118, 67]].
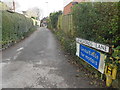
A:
[[72, 2, 119, 46], [72, 3, 120, 75], [2, 11, 35, 49]]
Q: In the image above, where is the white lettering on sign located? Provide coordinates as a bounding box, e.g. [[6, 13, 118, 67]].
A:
[[76, 43, 106, 73], [76, 38, 109, 53]]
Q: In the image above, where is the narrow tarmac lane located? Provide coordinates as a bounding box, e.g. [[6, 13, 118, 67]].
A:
[[1, 27, 97, 88]]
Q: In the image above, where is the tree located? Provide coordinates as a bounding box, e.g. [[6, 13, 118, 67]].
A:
[[49, 11, 62, 29]]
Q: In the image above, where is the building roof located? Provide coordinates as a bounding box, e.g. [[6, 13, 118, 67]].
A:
[[73, 0, 85, 2], [64, 0, 85, 7]]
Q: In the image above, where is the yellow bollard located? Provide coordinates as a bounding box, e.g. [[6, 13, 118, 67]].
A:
[[112, 65, 117, 80], [105, 64, 118, 87], [105, 65, 113, 87]]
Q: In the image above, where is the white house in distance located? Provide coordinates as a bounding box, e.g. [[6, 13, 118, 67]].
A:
[[22, 8, 40, 26]]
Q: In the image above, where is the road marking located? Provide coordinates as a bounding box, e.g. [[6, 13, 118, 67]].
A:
[[16, 47, 24, 52], [4, 58, 11, 61], [13, 51, 21, 60]]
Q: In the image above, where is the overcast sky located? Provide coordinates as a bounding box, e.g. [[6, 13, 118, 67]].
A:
[[1, 0, 71, 18], [1, 0, 119, 18]]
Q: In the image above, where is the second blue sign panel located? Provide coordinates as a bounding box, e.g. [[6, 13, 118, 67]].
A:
[[79, 44, 100, 69]]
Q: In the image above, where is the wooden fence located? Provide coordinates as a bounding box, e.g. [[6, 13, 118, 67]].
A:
[[57, 14, 75, 36]]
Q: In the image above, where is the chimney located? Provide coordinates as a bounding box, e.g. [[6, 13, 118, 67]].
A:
[[13, 0, 15, 12]]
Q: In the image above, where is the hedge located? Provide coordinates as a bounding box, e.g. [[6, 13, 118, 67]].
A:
[[72, 2, 119, 46], [1, 10, 36, 49], [72, 3, 120, 73]]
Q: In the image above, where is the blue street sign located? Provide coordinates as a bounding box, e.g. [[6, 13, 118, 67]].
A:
[[79, 44, 100, 69]]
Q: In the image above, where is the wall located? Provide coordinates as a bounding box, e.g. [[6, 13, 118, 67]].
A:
[[32, 18, 40, 26], [63, 2, 73, 15], [63, 0, 85, 15]]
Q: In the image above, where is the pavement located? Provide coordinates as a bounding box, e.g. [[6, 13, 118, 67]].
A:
[[1, 27, 98, 88]]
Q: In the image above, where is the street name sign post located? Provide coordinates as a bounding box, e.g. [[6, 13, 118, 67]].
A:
[[76, 38, 108, 73], [76, 38, 109, 53]]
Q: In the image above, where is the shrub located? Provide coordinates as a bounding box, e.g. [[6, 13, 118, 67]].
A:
[[72, 2, 119, 46], [2, 11, 36, 49]]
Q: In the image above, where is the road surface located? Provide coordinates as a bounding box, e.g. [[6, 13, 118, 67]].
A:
[[1, 27, 98, 88]]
